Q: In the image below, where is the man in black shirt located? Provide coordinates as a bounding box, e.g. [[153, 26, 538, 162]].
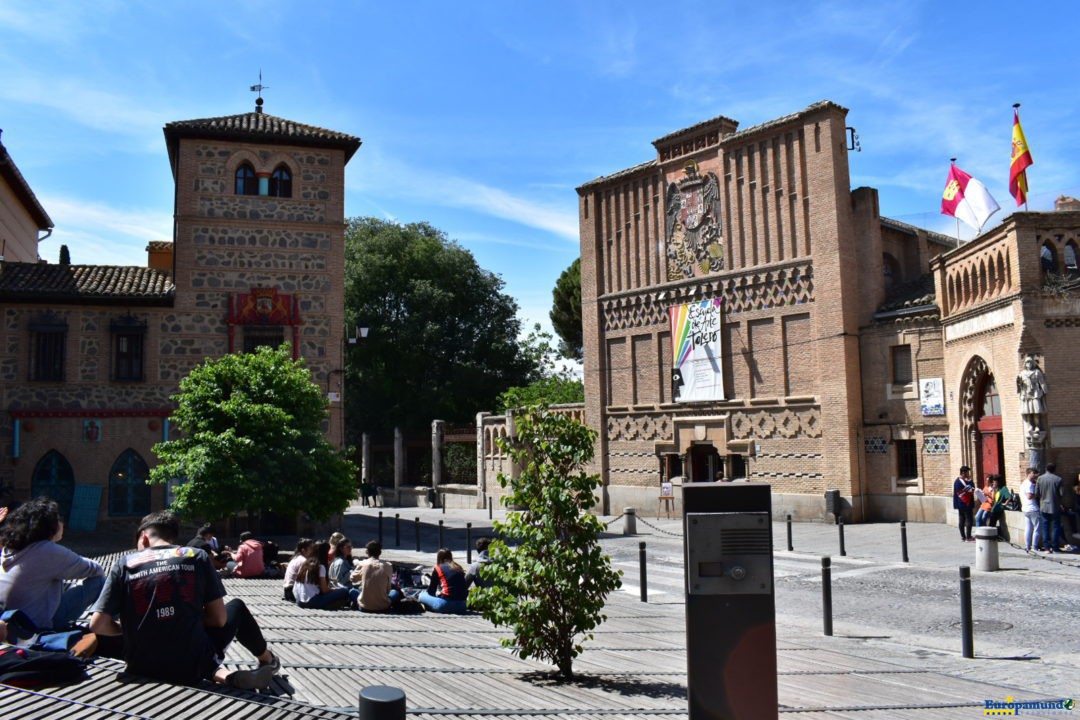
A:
[[90, 511, 279, 689]]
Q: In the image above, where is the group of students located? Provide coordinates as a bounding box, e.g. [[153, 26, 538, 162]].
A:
[[954, 463, 1080, 551], [0, 498, 281, 691], [281, 532, 492, 614]]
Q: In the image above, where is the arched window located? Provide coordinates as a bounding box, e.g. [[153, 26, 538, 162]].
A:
[[1041, 243, 1058, 274], [32, 450, 75, 521], [109, 449, 150, 517], [235, 163, 258, 195], [1065, 242, 1079, 272], [269, 164, 292, 198], [882, 253, 901, 291]]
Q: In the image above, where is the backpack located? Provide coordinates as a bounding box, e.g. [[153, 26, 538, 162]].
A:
[[0, 646, 89, 688]]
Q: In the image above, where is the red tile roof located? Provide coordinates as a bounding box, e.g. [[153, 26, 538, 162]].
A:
[[0, 262, 174, 304]]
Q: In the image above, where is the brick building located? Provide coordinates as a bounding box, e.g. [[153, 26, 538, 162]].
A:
[[0, 101, 360, 526], [577, 100, 1080, 523]]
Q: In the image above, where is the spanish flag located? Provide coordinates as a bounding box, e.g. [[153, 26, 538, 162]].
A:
[[1009, 107, 1034, 206]]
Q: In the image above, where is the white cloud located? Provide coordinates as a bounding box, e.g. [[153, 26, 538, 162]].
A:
[[36, 195, 171, 266], [348, 152, 579, 242]]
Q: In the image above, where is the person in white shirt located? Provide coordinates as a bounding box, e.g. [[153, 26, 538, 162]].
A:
[[1020, 469, 1042, 552]]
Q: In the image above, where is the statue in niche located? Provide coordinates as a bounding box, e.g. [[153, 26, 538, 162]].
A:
[[1016, 355, 1048, 451], [665, 162, 723, 280]]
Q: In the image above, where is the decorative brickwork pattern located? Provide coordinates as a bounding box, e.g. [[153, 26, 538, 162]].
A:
[[730, 408, 821, 439], [606, 414, 673, 442], [601, 261, 814, 332]]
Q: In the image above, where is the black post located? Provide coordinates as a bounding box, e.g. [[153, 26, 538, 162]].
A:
[[638, 541, 648, 603], [414, 517, 421, 552], [358, 685, 406, 720], [838, 518, 846, 557], [900, 520, 909, 563], [821, 556, 833, 636], [466, 523, 473, 564], [394, 513, 400, 547], [488, 496, 493, 520], [786, 514, 793, 552], [959, 565, 974, 659], [441, 498, 445, 515], [378, 511, 384, 544], [438, 520, 445, 549]]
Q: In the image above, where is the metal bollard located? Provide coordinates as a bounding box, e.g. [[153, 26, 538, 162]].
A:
[[394, 514, 400, 547], [786, 514, 793, 552], [378, 511, 384, 544], [821, 556, 833, 636], [639, 541, 648, 603], [414, 517, 421, 552], [959, 565, 973, 658], [438, 520, 445, 549], [358, 684, 406, 720], [488, 496, 493, 520], [466, 523, 473, 564], [442, 499, 446, 515], [838, 518, 846, 557], [624, 507, 637, 536], [900, 520, 909, 563]]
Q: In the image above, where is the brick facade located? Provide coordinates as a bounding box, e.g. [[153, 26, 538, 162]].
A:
[[0, 107, 360, 525], [578, 101, 1080, 523]]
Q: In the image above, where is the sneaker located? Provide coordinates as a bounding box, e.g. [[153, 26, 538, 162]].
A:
[[262, 652, 281, 675], [227, 664, 275, 690]]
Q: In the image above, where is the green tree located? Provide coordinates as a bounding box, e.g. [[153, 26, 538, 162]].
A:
[[58, 245, 71, 265], [149, 346, 356, 522], [471, 405, 621, 680], [549, 257, 582, 361], [344, 218, 535, 441]]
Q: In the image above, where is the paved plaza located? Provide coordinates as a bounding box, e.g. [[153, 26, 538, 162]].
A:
[[2, 503, 1078, 719]]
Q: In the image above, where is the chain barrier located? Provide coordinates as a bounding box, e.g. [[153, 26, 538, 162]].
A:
[[631, 515, 684, 538], [1002, 538, 1080, 568], [601, 512, 626, 530]]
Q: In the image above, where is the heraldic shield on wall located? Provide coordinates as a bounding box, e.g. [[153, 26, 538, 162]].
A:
[[665, 163, 723, 281], [670, 298, 726, 403]]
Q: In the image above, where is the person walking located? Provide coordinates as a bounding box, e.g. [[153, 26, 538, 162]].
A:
[[953, 466, 976, 542]]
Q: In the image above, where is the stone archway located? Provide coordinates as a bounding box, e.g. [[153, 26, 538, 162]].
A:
[[959, 356, 1004, 485]]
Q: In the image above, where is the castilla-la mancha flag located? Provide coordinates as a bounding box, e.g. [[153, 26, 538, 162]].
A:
[[1009, 108, 1034, 206], [941, 163, 1000, 232]]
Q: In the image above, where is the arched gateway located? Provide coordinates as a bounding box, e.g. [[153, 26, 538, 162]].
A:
[[959, 356, 1004, 484]]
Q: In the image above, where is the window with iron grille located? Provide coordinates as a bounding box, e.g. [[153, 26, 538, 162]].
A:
[[896, 439, 918, 479], [891, 344, 913, 385], [31, 328, 66, 381], [243, 326, 284, 354], [114, 333, 144, 381]]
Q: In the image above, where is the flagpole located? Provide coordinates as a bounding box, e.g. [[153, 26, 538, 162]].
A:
[[951, 157, 961, 241]]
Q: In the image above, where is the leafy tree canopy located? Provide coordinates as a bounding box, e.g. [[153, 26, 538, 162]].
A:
[[471, 405, 621, 679], [549, 257, 582, 361], [344, 218, 535, 441], [149, 346, 356, 522]]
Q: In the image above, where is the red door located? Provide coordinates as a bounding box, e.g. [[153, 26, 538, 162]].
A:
[[975, 376, 1003, 485]]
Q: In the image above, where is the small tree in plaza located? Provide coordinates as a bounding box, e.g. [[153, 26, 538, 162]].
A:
[[470, 405, 621, 680], [149, 346, 357, 523]]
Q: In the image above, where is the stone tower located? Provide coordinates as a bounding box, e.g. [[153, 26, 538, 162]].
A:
[[162, 101, 362, 447]]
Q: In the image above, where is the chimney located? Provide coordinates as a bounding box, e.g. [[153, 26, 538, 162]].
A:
[[146, 241, 174, 271]]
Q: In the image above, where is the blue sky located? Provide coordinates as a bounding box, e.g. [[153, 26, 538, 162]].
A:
[[2, 1, 1078, 335]]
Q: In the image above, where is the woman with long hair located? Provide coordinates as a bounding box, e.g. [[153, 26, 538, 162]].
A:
[[293, 541, 358, 610], [418, 548, 468, 614], [282, 538, 315, 602], [0, 497, 105, 636]]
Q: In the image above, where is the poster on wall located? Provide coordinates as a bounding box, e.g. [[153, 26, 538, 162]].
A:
[[669, 298, 725, 403], [920, 377, 944, 416]]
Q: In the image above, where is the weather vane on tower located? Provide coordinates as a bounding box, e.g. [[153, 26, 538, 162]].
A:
[[250, 70, 269, 113]]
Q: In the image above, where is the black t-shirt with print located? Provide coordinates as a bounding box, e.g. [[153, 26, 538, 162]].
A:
[[93, 545, 225, 684]]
